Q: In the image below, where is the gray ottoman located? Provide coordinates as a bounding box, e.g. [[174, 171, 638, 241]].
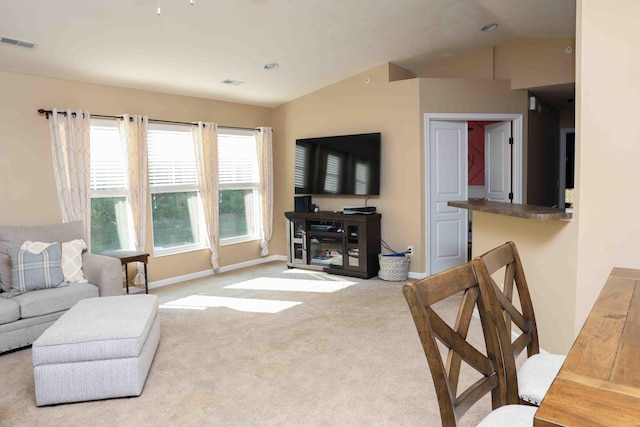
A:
[[32, 295, 160, 406]]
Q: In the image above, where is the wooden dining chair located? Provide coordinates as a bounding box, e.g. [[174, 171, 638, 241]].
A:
[[474, 241, 566, 406], [402, 262, 537, 426]]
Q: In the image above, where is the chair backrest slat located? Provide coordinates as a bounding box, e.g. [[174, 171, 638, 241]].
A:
[[475, 241, 541, 405], [403, 262, 508, 426]]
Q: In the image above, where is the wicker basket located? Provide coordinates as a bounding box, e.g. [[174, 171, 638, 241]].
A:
[[378, 253, 410, 281]]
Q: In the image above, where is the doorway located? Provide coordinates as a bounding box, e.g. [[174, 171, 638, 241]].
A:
[[425, 113, 523, 276]]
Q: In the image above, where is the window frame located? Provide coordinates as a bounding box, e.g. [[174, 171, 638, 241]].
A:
[[147, 122, 207, 257], [89, 118, 131, 253], [218, 129, 262, 246]]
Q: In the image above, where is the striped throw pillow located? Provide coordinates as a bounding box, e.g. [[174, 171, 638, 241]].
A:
[[7, 243, 64, 296], [21, 239, 87, 283]]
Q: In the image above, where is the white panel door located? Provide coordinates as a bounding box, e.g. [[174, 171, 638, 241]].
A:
[[429, 121, 467, 275], [485, 121, 512, 202]]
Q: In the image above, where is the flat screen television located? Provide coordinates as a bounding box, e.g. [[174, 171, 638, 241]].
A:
[[295, 132, 381, 196]]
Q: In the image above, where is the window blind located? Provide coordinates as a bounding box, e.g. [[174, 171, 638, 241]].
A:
[[148, 124, 197, 189], [90, 120, 126, 193], [218, 132, 259, 186]]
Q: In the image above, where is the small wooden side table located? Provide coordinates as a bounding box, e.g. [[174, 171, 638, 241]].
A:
[[100, 250, 149, 294]]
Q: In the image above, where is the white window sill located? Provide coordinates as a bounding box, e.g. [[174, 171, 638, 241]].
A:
[[220, 235, 261, 246], [153, 243, 207, 258], [152, 235, 260, 257]]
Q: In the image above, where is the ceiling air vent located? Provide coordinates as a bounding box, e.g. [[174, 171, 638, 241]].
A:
[[222, 79, 244, 86], [0, 36, 37, 49]]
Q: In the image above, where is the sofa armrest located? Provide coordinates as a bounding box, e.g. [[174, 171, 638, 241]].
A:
[[82, 253, 122, 296]]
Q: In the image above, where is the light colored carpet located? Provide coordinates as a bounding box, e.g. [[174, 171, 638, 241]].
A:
[[0, 262, 493, 426]]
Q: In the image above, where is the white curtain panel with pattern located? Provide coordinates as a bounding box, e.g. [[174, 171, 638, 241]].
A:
[[119, 114, 149, 284], [48, 108, 92, 246], [257, 127, 273, 256], [193, 122, 220, 270]]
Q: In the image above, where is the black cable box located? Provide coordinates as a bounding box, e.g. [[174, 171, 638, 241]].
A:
[[343, 206, 377, 215]]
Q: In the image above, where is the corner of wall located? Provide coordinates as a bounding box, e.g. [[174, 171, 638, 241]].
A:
[[388, 63, 417, 81]]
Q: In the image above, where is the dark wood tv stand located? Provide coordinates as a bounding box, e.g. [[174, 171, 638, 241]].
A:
[[285, 211, 381, 279]]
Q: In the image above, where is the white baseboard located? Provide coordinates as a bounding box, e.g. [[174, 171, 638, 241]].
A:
[[143, 255, 287, 291], [141, 257, 428, 291], [407, 271, 429, 280]]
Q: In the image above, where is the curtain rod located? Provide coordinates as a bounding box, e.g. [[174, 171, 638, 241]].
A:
[[37, 109, 261, 132]]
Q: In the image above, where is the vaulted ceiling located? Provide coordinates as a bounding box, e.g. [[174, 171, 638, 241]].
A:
[[0, 0, 576, 107]]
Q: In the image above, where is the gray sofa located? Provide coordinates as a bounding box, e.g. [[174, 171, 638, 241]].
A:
[[0, 221, 122, 353]]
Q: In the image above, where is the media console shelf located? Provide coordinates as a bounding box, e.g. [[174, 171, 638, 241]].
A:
[[285, 211, 381, 279]]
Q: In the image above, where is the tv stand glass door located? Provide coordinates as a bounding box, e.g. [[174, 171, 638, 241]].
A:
[[307, 219, 345, 270]]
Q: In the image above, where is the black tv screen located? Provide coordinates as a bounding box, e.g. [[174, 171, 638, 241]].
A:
[[295, 132, 381, 196]]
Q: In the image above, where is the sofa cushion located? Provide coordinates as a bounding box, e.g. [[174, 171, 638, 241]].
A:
[[0, 221, 85, 292], [0, 297, 20, 325], [21, 239, 88, 283], [12, 282, 98, 319]]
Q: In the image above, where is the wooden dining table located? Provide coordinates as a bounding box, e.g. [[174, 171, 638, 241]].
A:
[[534, 267, 640, 426]]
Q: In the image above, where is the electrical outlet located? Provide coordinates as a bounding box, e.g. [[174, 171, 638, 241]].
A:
[[407, 246, 414, 256]]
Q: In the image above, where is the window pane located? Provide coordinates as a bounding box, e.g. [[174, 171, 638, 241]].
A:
[[152, 192, 201, 249], [90, 120, 129, 254], [90, 120, 126, 192], [148, 125, 197, 188], [148, 124, 203, 253], [220, 189, 257, 239], [91, 197, 129, 253], [218, 132, 259, 185]]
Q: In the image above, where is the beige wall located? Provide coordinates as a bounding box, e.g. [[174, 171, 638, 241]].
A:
[[418, 80, 575, 355], [420, 47, 494, 79], [271, 69, 529, 274], [5, 7, 628, 357], [465, 0, 640, 355], [495, 38, 575, 90], [272, 64, 423, 269], [420, 38, 575, 91], [574, 0, 640, 328], [0, 70, 272, 282], [472, 213, 577, 354]]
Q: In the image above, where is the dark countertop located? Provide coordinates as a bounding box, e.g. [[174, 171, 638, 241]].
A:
[[448, 199, 572, 221]]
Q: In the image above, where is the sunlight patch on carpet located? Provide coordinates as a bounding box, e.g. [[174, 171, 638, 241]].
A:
[[160, 295, 302, 313], [224, 276, 357, 293]]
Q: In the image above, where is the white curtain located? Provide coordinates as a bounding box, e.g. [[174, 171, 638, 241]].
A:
[[48, 108, 92, 245], [192, 122, 220, 270], [119, 115, 148, 284], [256, 127, 273, 256]]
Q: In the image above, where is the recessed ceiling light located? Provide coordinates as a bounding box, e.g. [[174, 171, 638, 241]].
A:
[[481, 23, 498, 32], [263, 63, 279, 70]]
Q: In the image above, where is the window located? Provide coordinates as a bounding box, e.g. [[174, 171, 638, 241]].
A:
[[89, 119, 130, 253], [89, 121, 261, 257], [148, 123, 204, 255], [218, 130, 261, 244]]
